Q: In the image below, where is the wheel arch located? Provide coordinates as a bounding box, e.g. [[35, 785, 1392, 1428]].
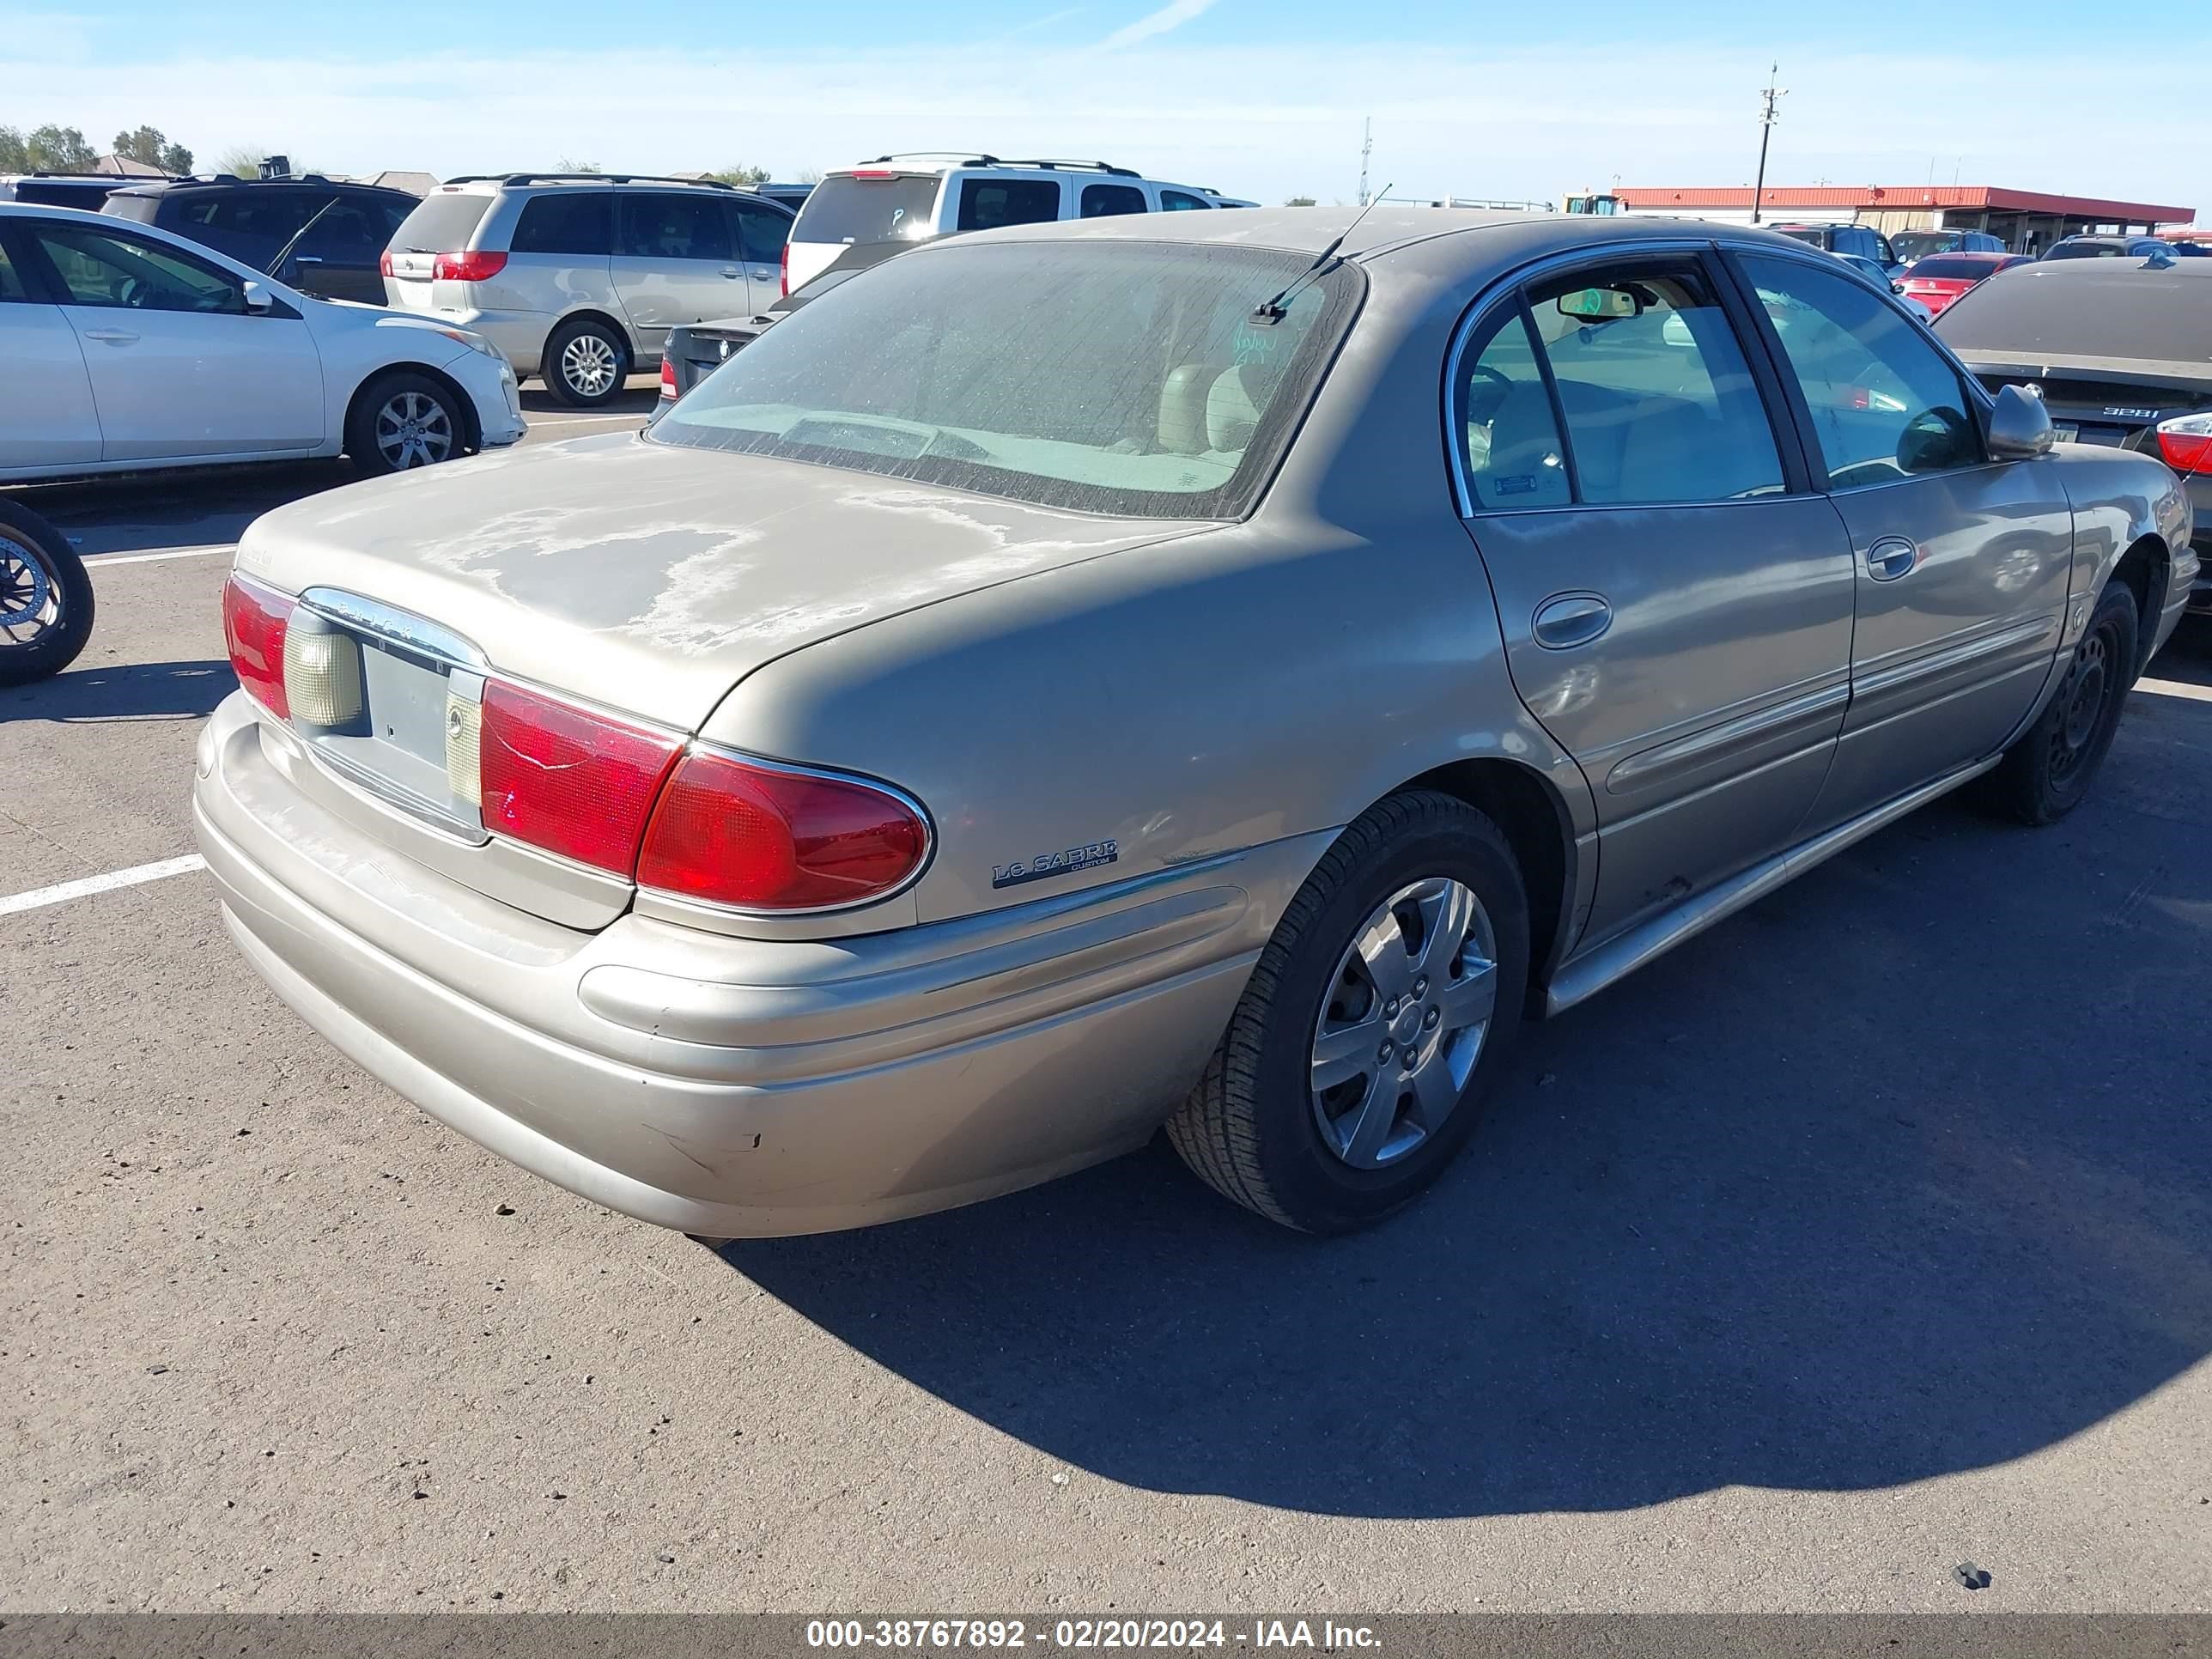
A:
[[2109, 532, 2170, 673], [549, 307, 639, 363], [343, 362, 483, 458], [1394, 757, 1582, 1008]]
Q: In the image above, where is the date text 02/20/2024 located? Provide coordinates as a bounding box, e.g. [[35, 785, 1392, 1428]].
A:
[[805, 1619, 1380, 1650]]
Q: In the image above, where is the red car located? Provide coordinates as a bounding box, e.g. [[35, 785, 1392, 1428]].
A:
[[1896, 252, 2032, 318]]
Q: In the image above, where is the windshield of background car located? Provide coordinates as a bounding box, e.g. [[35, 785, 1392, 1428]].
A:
[[389, 191, 495, 252], [1935, 264, 2212, 364], [649, 240, 1360, 518], [790, 174, 942, 246]]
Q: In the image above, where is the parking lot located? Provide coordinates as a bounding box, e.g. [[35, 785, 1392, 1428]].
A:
[[4, 379, 2210, 1613]]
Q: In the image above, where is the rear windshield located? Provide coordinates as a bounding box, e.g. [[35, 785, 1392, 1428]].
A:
[[649, 240, 1361, 519], [1776, 228, 1828, 248], [1891, 231, 1963, 262], [1935, 264, 2212, 364], [790, 173, 940, 246], [389, 191, 494, 253], [17, 180, 121, 211], [1907, 256, 1998, 279]]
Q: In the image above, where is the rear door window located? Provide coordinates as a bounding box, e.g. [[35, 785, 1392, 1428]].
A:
[[0, 235, 28, 300], [1523, 262, 1787, 504], [956, 178, 1060, 232], [619, 193, 733, 262], [510, 193, 612, 256], [1081, 183, 1147, 218], [791, 173, 940, 246], [1158, 189, 1212, 212]]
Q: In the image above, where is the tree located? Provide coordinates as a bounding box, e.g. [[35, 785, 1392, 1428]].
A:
[[556, 156, 603, 173], [795, 167, 824, 185], [0, 127, 27, 171], [112, 125, 193, 175], [217, 145, 267, 179], [703, 163, 769, 186], [26, 124, 96, 171], [1285, 195, 1316, 207]]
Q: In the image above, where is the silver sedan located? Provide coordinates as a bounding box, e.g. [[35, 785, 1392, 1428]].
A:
[[195, 207, 2196, 1236]]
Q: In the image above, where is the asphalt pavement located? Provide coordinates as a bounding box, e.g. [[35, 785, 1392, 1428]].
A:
[[4, 396, 2209, 1612]]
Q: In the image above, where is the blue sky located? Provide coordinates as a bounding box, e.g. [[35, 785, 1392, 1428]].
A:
[[10, 1, 2206, 216]]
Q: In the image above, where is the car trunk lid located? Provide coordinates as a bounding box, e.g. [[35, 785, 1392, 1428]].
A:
[[233, 433, 1213, 927]]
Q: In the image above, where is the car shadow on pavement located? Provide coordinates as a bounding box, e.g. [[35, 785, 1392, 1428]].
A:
[[714, 701, 2212, 1521], [1, 659, 235, 725]]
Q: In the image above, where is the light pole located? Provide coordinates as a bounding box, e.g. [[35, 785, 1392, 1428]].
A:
[[1751, 64, 1786, 225]]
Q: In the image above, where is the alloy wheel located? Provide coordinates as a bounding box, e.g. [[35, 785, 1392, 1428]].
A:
[[1310, 876, 1498, 1170], [560, 333, 621, 399], [374, 391, 456, 470]]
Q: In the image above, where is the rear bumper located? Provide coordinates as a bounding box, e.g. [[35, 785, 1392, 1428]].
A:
[[191, 694, 1288, 1235], [392, 303, 554, 379]]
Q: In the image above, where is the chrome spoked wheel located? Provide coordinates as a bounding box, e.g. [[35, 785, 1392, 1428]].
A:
[[560, 332, 621, 399], [2047, 617, 2117, 784], [373, 390, 456, 470], [1310, 875, 1498, 1170], [0, 529, 61, 647]]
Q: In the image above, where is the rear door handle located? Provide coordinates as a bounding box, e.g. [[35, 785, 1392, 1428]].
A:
[[1866, 538, 1919, 580], [1531, 592, 1613, 649], [81, 328, 139, 344], [720, 267, 744, 278]]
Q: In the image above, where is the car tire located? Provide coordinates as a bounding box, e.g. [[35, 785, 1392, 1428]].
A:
[[544, 318, 629, 408], [0, 501, 95, 688], [1981, 580, 2139, 826], [347, 371, 467, 477], [1166, 789, 1529, 1233]]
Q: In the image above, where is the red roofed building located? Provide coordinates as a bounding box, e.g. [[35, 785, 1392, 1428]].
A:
[[1607, 184, 2194, 255]]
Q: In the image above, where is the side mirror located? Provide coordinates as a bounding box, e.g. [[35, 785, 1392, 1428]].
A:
[[1986, 382, 2055, 459], [241, 280, 277, 314]]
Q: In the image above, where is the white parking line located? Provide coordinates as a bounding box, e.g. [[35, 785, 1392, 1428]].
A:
[[2136, 678, 2212, 703], [0, 854, 208, 918], [83, 544, 234, 567], [526, 413, 650, 426]]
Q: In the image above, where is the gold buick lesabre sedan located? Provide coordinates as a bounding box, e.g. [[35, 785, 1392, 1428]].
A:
[[196, 207, 2196, 1236]]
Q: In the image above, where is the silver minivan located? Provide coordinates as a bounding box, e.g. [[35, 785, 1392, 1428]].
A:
[[380, 173, 796, 406], [783, 155, 1253, 294]]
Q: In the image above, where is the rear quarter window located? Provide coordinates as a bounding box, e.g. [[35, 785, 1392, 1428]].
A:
[[956, 178, 1061, 232], [510, 193, 611, 256]]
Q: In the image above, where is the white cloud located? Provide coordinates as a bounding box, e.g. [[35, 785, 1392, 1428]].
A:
[[3, 37, 2202, 219], [1100, 0, 1218, 50]]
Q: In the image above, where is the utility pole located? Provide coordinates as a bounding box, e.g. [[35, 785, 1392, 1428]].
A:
[[1751, 64, 1785, 225], [1358, 117, 1372, 208]]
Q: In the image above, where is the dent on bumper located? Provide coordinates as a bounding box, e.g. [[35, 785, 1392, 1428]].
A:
[[191, 696, 1309, 1235]]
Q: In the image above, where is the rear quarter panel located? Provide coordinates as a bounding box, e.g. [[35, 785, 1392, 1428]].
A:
[[2047, 445, 2194, 649]]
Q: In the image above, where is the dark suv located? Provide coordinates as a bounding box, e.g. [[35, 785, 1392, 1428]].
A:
[[101, 175, 420, 304], [1771, 221, 1900, 273]]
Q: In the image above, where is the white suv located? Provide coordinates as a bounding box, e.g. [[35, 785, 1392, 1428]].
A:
[[380, 173, 797, 407], [783, 155, 1254, 294]]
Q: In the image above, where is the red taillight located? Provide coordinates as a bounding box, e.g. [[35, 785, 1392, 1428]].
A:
[[431, 249, 508, 283], [377, 248, 394, 278], [478, 682, 682, 876], [637, 750, 931, 911], [223, 573, 294, 720], [2154, 415, 2212, 474], [779, 240, 789, 298], [848, 169, 896, 179], [659, 355, 677, 399]]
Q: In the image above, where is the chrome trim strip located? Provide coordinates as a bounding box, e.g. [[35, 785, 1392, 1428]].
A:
[[634, 742, 939, 921], [1850, 613, 2057, 702], [1606, 678, 1850, 795], [298, 588, 487, 670], [1543, 755, 2001, 1018]]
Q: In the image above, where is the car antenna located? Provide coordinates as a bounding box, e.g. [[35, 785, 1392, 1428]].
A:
[[1252, 184, 1393, 324]]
